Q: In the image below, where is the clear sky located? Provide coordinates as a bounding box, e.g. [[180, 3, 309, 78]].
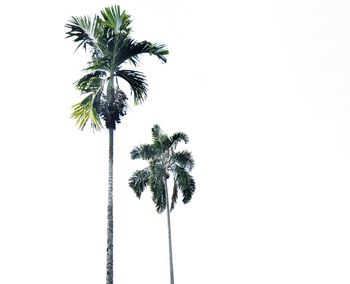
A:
[[1, 0, 350, 283]]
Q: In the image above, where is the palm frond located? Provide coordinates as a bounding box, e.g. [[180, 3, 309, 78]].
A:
[[117, 69, 148, 104], [174, 166, 195, 204], [151, 124, 162, 143], [75, 71, 106, 94], [130, 145, 142, 160], [170, 132, 189, 146], [130, 144, 159, 161], [84, 56, 111, 73], [115, 38, 168, 67], [160, 134, 172, 152], [150, 125, 171, 152], [71, 94, 103, 131], [171, 150, 194, 171], [65, 15, 101, 52], [149, 162, 166, 213], [100, 5, 132, 35], [129, 168, 149, 198], [148, 42, 169, 63]]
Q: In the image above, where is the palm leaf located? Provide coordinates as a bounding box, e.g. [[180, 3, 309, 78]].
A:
[[174, 166, 195, 204], [150, 125, 170, 152], [71, 94, 103, 131], [149, 162, 166, 213], [170, 132, 189, 146], [115, 38, 168, 67], [130, 144, 159, 161], [117, 69, 148, 104], [130, 145, 142, 160], [84, 56, 111, 73], [65, 15, 101, 52], [171, 150, 194, 171], [129, 168, 149, 198], [151, 124, 162, 143], [75, 71, 106, 94], [160, 134, 172, 152], [100, 5, 132, 35]]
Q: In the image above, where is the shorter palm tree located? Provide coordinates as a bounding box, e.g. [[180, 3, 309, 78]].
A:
[[129, 124, 196, 284]]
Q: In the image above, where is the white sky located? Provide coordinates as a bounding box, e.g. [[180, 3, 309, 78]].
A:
[[1, 0, 350, 283]]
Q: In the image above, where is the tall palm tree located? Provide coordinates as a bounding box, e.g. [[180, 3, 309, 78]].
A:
[[65, 6, 168, 284], [129, 124, 196, 284]]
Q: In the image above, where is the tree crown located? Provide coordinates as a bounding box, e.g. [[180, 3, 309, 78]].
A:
[[129, 125, 196, 213], [66, 6, 169, 130]]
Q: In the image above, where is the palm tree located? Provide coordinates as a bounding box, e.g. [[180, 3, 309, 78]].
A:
[[65, 6, 168, 284], [129, 124, 196, 284]]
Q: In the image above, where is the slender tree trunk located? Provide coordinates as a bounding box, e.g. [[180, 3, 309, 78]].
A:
[[164, 179, 175, 284], [106, 127, 114, 284]]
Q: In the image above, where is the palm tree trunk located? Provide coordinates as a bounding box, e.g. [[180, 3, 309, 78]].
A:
[[106, 127, 114, 284], [164, 179, 175, 284]]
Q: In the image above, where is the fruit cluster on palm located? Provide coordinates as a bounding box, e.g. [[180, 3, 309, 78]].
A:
[[129, 124, 196, 284], [65, 5, 168, 284]]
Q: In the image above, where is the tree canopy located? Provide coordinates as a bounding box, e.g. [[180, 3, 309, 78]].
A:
[[65, 6, 168, 130], [129, 125, 196, 213]]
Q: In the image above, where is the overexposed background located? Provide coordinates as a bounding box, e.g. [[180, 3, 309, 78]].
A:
[[1, 0, 350, 283]]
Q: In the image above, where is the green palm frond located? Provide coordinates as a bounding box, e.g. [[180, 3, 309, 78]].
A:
[[171, 150, 194, 171], [147, 42, 168, 63], [84, 56, 111, 73], [152, 124, 171, 146], [151, 124, 162, 144], [115, 38, 168, 67], [160, 134, 172, 152], [129, 168, 149, 198], [117, 69, 147, 104], [174, 166, 195, 204], [75, 71, 106, 93], [130, 146, 142, 160], [100, 5, 132, 35], [131, 144, 160, 161], [170, 132, 189, 146], [151, 124, 162, 138], [150, 125, 171, 152], [71, 94, 103, 131], [149, 162, 166, 213], [65, 15, 101, 52]]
